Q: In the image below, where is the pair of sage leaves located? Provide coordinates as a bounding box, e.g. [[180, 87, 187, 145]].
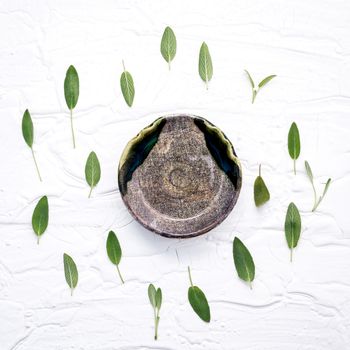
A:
[[148, 284, 162, 340], [245, 70, 276, 104]]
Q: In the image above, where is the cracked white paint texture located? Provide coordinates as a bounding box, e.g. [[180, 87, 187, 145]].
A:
[[0, 0, 350, 349]]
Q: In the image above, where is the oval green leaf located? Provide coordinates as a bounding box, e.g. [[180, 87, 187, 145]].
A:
[[198, 42, 213, 89], [22, 109, 33, 147], [106, 230, 122, 265], [258, 74, 276, 88], [284, 202, 301, 262], [160, 26, 177, 69], [254, 165, 270, 207], [64, 65, 79, 110], [85, 151, 101, 198], [32, 196, 49, 244], [120, 62, 135, 107], [304, 160, 313, 182], [188, 286, 210, 322], [233, 237, 255, 288], [63, 253, 78, 295], [288, 122, 300, 174], [148, 283, 157, 308], [155, 288, 162, 309]]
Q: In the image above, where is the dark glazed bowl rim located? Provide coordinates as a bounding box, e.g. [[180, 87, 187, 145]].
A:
[[118, 114, 242, 238]]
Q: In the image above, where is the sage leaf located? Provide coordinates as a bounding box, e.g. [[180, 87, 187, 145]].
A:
[[148, 284, 162, 340], [32, 196, 49, 244], [323, 178, 331, 197], [233, 237, 255, 289], [106, 230, 124, 284], [187, 266, 210, 322], [288, 122, 300, 175], [305, 161, 313, 182], [85, 151, 101, 198], [198, 42, 213, 90], [120, 61, 135, 107], [245, 70, 276, 103], [160, 26, 177, 70], [284, 202, 301, 262], [254, 164, 270, 207], [258, 75, 277, 88], [63, 253, 78, 296], [22, 109, 42, 181], [64, 65, 79, 148]]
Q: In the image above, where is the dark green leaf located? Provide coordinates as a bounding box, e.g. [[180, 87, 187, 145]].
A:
[[160, 26, 177, 69], [233, 237, 255, 287], [85, 151, 101, 198], [258, 75, 276, 88], [199, 42, 213, 89], [63, 253, 78, 295], [284, 202, 301, 261], [64, 65, 79, 110], [148, 283, 156, 308], [106, 231, 122, 265], [120, 61, 135, 107], [288, 122, 300, 160], [188, 286, 210, 322], [254, 165, 270, 207], [22, 109, 33, 147], [155, 288, 162, 309], [32, 196, 49, 244]]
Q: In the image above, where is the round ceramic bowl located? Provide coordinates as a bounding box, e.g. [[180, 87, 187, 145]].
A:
[[118, 114, 242, 238]]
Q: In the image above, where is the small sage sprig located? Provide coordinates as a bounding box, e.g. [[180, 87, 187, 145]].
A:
[[305, 161, 331, 212], [160, 26, 177, 70], [85, 151, 101, 198], [106, 231, 124, 284], [148, 284, 162, 340], [198, 42, 213, 90], [120, 60, 135, 107], [32, 196, 49, 244], [22, 109, 42, 181], [254, 164, 270, 207], [244, 70, 276, 103], [63, 253, 78, 296], [288, 122, 301, 175], [233, 237, 255, 289], [284, 202, 301, 262], [187, 266, 210, 322], [64, 65, 79, 148]]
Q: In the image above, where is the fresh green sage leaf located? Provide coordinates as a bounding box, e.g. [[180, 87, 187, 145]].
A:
[[63, 253, 78, 296], [233, 237, 255, 288], [199, 42, 213, 89], [284, 202, 301, 262], [120, 61, 135, 107], [64, 65, 79, 148], [160, 26, 177, 70], [148, 284, 162, 340], [258, 75, 277, 88], [22, 109, 42, 181], [22, 109, 33, 147], [244, 70, 254, 89], [106, 230, 124, 283], [85, 151, 101, 198], [187, 266, 210, 322], [323, 178, 331, 197], [32, 196, 49, 244], [148, 283, 157, 308], [288, 122, 300, 175], [254, 164, 270, 207], [305, 161, 313, 182]]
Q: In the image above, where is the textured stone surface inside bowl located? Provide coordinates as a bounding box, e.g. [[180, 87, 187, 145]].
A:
[[118, 115, 242, 238]]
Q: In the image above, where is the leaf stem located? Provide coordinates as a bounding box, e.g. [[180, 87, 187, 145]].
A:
[[88, 186, 93, 198], [205, 79, 208, 90], [70, 109, 76, 149], [259, 164, 262, 177], [290, 248, 293, 262], [154, 313, 160, 340], [293, 159, 296, 175], [252, 89, 257, 104], [71, 287, 74, 296], [248, 280, 253, 290], [168, 60, 171, 71], [311, 182, 317, 211], [116, 265, 124, 284], [37, 234, 40, 245], [187, 266, 194, 287], [31, 148, 42, 182], [122, 59, 126, 72]]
